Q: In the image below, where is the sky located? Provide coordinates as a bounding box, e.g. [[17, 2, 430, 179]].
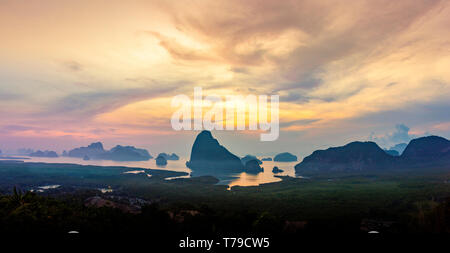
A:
[[1, 0, 450, 158]]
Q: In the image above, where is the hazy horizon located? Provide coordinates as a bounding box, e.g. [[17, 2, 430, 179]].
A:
[[0, 128, 443, 160], [1, 0, 450, 158]]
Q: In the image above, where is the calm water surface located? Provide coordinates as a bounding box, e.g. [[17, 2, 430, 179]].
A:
[[6, 156, 301, 187]]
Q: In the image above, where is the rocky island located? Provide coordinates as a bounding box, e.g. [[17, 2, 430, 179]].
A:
[[67, 142, 105, 158], [399, 136, 450, 166], [158, 153, 180, 161], [98, 145, 152, 161], [295, 141, 394, 173], [272, 166, 283, 173], [29, 150, 58, 157], [186, 131, 244, 174], [156, 154, 168, 166], [241, 155, 262, 165], [274, 152, 297, 162], [244, 159, 264, 174], [295, 136, 450, 174], [66, 142, 152, 161]]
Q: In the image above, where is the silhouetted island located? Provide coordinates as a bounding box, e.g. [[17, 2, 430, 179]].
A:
[[98, 145, 152, 161], [29, 150, 58, 158], [261, 157, 272, 161], [241, 155, 262, 165], [66, 142, 152, 161], [17, 148, 34, 155], [186, 130, 244, 173], [400, 136, 450, 166], [295, 136, 450, 174], [67, 142, 105, 158], [244, 159, 264, 174], [156, 154, 167, 166], [158, 153, 179, 161], [274, 152, 297, 162], [295, 141, 394, 173], [272, 166, 283, 173]]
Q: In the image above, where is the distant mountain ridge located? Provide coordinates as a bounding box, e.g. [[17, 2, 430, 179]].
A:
[[295, 141, 394, 172], [29, 150, 58, 158], [67, 142, 105, 158], [295, 136, 450, 173], [244, 159, 264, 174], [98, 145, 152, 161], [400, 136, 450, 166], [389, 143, 408, 155], [66, 142, 152, 161], [384, 149, 399, 156]]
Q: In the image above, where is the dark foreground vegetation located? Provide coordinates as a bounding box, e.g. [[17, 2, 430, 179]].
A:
[[0, 160, 449, 247]]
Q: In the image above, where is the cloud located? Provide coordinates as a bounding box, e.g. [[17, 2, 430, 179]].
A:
[[152, 0, 444, 88], [229, 67, 249, 74], [369, 124, 416, 147], [280, 119, 320, 128], [278, 92, 309, 103], [62, 60, 83, 72], [390, 124, 414, 143], [0, 92, 23, 101], [47, 84, 185, 118], [1, 0, 450, 154], [0, 124, 41, 134], [145, 31, 217, 62]]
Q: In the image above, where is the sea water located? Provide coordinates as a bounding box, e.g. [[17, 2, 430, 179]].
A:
[[4, 156, 301, 187]]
